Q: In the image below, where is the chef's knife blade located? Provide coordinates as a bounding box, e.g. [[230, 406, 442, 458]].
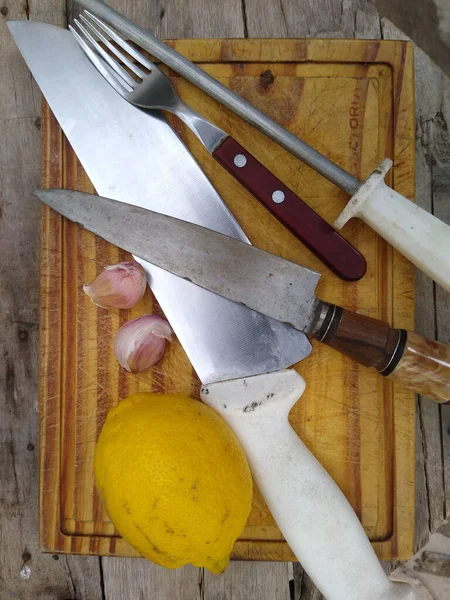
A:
[[35, 189, 322, 332], [36, 188, 450, 404], [8, 20, 310, 383]]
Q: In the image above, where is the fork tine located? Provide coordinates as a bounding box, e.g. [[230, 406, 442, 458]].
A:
[[73, 18, 136, 89], [84, 10, 155, 71], [69, 24, 132, 97], [79, 13, 145, 80]]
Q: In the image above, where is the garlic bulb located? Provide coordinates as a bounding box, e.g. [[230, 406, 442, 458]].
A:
[[114, 315, 173, 373], [83, 261, 147, 309]]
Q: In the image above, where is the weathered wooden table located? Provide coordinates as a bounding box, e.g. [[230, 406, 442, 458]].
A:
[[1, 1, 449, 598]]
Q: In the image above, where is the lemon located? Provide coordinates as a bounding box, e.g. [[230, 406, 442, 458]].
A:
[[94, 392, 252, 573]]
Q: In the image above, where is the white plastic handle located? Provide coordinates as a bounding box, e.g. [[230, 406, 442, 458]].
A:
[[201, 370, 428, 600], [334, 159, 450, 292]]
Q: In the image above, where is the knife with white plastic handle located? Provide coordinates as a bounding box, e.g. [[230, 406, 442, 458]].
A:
[[34, 191, 429, 600], [201, 371, 430, 600], [35, 190, 450, 405], [334, 158, 450, 292]]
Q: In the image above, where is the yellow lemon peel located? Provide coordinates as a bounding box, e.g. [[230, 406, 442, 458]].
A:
[[94, 392, 252, 573]]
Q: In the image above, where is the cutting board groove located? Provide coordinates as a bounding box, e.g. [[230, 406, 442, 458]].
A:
[[40, 38, 415, 561]]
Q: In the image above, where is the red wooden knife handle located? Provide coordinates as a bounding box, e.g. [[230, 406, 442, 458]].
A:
[[213, 136, 367, 281]]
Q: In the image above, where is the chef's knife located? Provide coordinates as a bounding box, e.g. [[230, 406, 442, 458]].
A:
[[7, 19, 309, 384], [35, 189, 450, 406], [10, 21, 425, 600]]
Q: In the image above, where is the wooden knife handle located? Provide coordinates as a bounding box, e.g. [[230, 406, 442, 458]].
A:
[[213, 136, 367, 281], [313, 305, 450, 403]]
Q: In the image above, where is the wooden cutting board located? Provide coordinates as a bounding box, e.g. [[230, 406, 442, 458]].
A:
[[39, 38, 416, 562]]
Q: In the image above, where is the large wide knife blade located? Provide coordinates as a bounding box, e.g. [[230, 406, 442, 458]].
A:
[[7, 20, 310, 383]]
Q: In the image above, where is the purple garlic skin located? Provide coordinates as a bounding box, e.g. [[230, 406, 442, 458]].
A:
[[83, 261, 147, 310], [114, 315, 173, 373]]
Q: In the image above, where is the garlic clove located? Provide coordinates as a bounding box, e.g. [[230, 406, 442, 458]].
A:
[[83, 261, 147, 310], [114, 315, 173, 374]]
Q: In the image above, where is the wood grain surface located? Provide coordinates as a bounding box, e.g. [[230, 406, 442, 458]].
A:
[[0, 2, 105, 600], [39, 36, 416, 562], [1, 1, 449, 599]]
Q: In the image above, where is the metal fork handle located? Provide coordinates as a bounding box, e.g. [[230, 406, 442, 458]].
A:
[[169, 100, 228, 152]]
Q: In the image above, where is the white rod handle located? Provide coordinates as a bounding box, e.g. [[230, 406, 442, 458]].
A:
[[201, 370, 427, 600], [334, 159, 450, 292]]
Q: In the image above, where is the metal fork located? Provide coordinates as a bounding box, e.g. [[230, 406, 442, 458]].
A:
[[70, 11, 227, 152], [69, 11, 367, 282]]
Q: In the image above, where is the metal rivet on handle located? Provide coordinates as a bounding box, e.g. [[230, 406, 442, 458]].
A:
[[272, 190, 285, 203], [233, 154, 247, 168]]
